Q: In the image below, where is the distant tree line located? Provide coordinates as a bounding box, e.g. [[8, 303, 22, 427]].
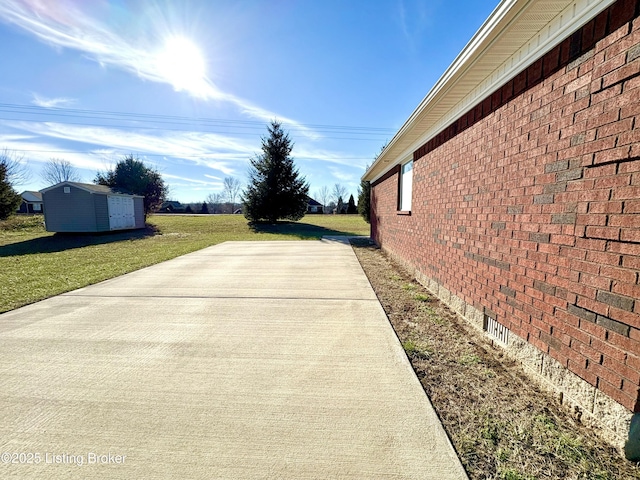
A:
[[312, 183, 358, 215]]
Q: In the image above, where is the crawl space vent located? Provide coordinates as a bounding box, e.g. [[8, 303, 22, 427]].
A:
[[484, 314, 509, 345]]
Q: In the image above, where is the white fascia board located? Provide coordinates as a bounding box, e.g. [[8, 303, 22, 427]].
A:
[[365, 0, 524, 183], [364, 0, 615, 184]]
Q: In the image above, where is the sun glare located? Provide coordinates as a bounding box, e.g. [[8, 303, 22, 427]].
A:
[[155, 35, 208, 95]]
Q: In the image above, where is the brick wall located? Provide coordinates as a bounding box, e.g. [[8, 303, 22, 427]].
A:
[[371, 0, 640, 414]]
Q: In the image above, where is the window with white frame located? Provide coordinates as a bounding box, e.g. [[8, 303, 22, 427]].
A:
[[399, 159, 413, 211]]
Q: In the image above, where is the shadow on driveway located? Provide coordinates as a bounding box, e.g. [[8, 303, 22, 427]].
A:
[[249, 221, 363, 240]]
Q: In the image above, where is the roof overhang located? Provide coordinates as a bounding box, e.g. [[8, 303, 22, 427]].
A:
[[363, 0, 615, 183], [40, 182, 143, 198]]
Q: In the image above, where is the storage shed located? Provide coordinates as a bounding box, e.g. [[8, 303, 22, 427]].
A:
[[41, 182, 145, 233]]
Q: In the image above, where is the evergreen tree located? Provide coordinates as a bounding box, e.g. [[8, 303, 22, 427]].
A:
[[0, 164, 22, 220], [243, 121, 309, 223], [185, 205, 193, 214], [347, 194, 357, 214], [95, 154, 167, 216], [337, 196, 345, 214], [358, 176, 371, 223], [358, 151, 382, 224], [200, 202, 209, 214]]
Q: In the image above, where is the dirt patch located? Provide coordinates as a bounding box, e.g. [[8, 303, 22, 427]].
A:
[[351, 240, 640, 480]]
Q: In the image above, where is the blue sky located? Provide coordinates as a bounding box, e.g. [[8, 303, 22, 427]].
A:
[[0, 0, 498, 203]]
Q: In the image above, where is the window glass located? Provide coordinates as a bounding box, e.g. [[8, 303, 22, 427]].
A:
[[400, 160, 413, 211]]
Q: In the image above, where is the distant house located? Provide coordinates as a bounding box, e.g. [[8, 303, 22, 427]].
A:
[[40, 182, 145, 233], [157, 200, 185, 213], [307, 197, 323, 214], [17, 191, 43, 214]]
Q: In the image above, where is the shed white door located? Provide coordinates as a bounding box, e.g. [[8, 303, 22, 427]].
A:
[[108, 196, 135, 230]]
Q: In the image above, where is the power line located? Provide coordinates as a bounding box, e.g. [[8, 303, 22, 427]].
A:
[[0, 114, 390, 141], [0, 102, 397, 139], [0, 102, 391, 163], [8, 147, 374, 161]]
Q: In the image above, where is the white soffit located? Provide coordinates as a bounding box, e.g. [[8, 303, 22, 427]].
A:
[[364, 0, 616, 183]]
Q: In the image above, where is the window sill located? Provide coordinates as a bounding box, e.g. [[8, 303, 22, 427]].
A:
[[397, 210, 411, 216]]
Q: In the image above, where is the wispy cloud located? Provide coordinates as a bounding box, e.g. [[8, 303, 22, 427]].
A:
[[3, 119, 368, 177], [0, 133, 112, 187], [0, 121, 258, 191], [328, 166, 358, 183], [31, 93, 76, 108], [295, 147, 369, 168], [0, 0, 317, 137], [163, 173, 222, 187], [397, 0, 436, 50], [2, 120, 255, 177]]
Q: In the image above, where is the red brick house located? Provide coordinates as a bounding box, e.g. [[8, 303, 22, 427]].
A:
[[363, 0, 640, 450]]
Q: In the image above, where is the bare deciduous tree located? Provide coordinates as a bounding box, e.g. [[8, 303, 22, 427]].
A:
[[41, 158, 81, 185], [223, 177, 242, 206], [206, 192, 222, 205], [0, 149, 31, 187], [206, 192, 224, 214], [332, 183, 347, 205], [315, 185, 330, 213]]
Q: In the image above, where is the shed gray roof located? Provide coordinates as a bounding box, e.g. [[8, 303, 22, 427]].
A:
[[40, 182, 143, 197]]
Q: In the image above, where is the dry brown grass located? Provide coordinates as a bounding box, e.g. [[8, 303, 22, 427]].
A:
[[351, 240, 640, 480]]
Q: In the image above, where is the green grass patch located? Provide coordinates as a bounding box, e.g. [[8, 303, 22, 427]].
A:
[[0, 214, 369, 313], [458, 353, 481, 366], [417, 303, 449, 325], [497, 468, 536, 480], [480, 416, 503, 445], [414, 293, 431, 302], [401, 339, 432, 360]]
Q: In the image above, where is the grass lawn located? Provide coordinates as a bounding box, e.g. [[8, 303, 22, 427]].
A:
[[0, 214, 369, 313]]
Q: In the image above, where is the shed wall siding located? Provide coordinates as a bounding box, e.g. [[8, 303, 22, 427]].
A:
[[134, 197, 145, 228], [371, 0, 640, 439], [94, 195, 110, 232], [43, 186, 97, 232]]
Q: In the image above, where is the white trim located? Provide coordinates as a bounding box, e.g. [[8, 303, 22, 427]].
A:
[[365, 0, 615, 184], [399, 159, 413, 212]]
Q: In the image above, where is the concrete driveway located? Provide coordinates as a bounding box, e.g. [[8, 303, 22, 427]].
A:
[[0, 239, 467, 479]]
